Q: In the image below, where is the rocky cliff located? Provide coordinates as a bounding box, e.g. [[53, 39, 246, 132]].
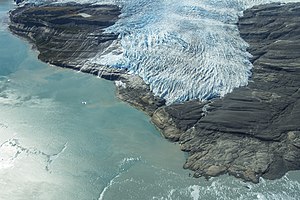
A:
[[10, 3, 122, 79], [152, 2, 300, 183], [9, 2, 300, 183], [9, 3, 166, 114]]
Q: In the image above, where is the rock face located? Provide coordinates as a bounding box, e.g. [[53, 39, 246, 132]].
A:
[[14, 0, 24, 4], [115, 75, 166, 115], [152, 2, 300, 183], [9, 3, 122, 80], [9, 2, 300, 183], [9, 3, 165, 114]]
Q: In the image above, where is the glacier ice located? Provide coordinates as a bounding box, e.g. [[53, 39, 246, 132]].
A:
[[22, 0, 300, 104]]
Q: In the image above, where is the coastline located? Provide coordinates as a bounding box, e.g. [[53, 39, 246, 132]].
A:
[[8, 2, 165, 115], [8, 2, 300, 183]]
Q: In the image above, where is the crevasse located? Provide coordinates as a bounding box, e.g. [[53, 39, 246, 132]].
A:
[[27, 0, 300, 104]]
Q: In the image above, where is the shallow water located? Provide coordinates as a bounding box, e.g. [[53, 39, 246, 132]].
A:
[[1, 1, 300, 200]]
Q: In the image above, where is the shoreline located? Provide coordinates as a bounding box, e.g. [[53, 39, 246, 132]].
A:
[[8, 2, 300, 183]]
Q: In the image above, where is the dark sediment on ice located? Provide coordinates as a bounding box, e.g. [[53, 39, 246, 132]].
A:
[[9, 2, 300, 183]]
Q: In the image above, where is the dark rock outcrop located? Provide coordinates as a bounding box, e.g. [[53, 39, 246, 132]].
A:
[[9, 3, 122, 80], [115, 75, 166, 115], [14, 0, 25, 4], [152, 2, 300, 183], [9, 3, 165, 114], [9, 2, 300, 183]]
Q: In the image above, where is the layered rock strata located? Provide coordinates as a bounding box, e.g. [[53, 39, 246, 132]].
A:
[[152, 2, 300, 183], [9, 2, 300, 183], [9, 3, 123, 80], [9, 3, 165, 114]]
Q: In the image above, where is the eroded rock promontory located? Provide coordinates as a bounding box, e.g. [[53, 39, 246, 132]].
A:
[[10, 3, 122, 79], [9, 3, 165, 113], [9, 2, 300, 183], [152, 3, 300, 183]]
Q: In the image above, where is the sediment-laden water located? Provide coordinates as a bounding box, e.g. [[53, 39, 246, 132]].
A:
[[20, 0, 300, 104], [1, 0, 300, 199]]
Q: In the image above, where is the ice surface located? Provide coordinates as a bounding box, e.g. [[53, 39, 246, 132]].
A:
[[22, 0, 300, 104], [4, 2, 300, 198]]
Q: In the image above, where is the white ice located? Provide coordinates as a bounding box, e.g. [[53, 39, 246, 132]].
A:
[[23, 0, 300, 104]]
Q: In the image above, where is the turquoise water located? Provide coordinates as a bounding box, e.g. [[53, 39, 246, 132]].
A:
[[1, 1, 300, 199]]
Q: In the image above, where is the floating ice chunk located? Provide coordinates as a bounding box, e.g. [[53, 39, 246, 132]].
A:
[[0, 140, 19, 169], [189, 185, 201, 200], [257, 193, 268, 200]]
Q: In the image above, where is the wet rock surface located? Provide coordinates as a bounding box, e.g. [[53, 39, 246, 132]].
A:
[[152, 2, 300, 183], [9, 2, 300, 183]]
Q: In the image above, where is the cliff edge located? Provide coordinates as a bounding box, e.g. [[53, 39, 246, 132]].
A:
[[9, 2, 300, 183]]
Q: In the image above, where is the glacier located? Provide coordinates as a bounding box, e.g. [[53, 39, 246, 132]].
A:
[[23, 0, 300, 104]]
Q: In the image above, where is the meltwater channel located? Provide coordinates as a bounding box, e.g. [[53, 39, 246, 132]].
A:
[[1, 0, 300, 200]]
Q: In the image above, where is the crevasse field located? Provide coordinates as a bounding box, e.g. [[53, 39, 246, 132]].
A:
[[28, 0, 300, 104], [1, 0, 300, 199]]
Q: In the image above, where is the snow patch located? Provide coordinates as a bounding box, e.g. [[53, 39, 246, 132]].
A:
[[115, 80, 126, 88], [78, 13, 92, 18]]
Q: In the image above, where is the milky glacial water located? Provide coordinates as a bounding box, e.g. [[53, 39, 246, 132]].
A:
[[1, 0, 300, 200]]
